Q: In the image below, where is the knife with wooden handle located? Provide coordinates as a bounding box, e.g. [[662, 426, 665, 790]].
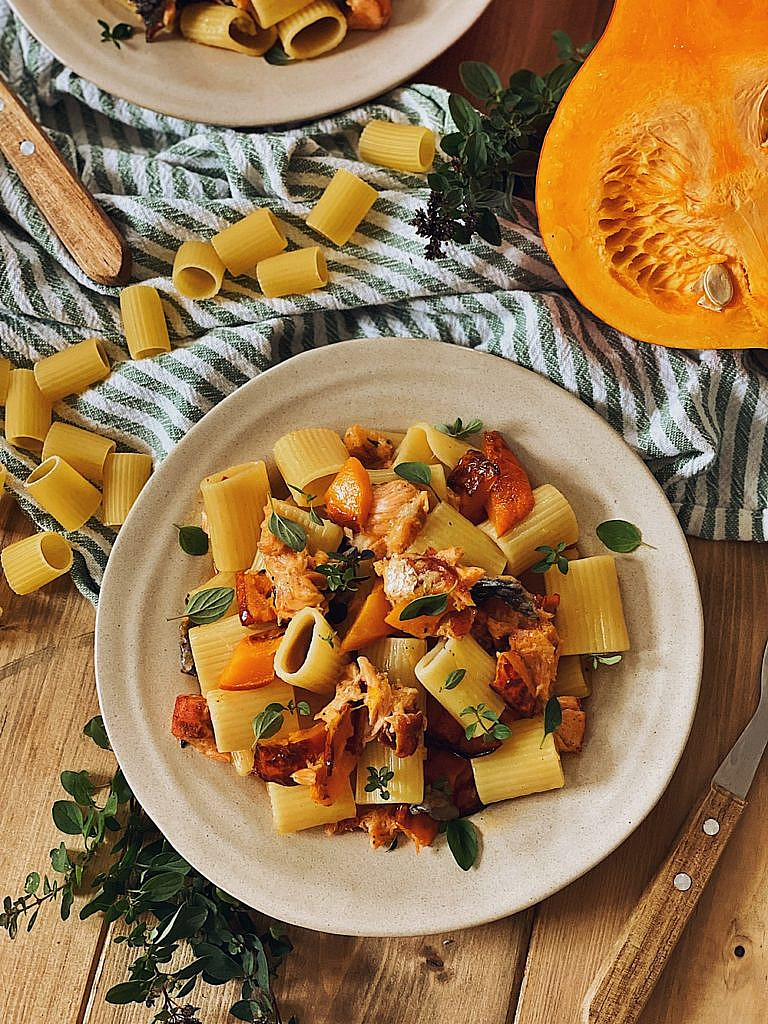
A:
[[581, 638, 768, 1024], [0, 76, 131, 286]]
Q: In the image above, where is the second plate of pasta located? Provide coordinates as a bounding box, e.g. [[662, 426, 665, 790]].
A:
[[95, 338, 703, 936]]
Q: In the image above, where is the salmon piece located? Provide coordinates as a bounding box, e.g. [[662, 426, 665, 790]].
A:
[[345, 0, 392, 30], [235, 570, 277, 627], [353, 481, 429, 559], [554, 696, 587, 753], [377, 547, 484, 637], [308, 702, 366, 806], [491, 651, 538, 718], [328, 806, 439, 850], [343, 424, 396, 468], [506, 621, 559, 707], [171, 694, 230, 763], [257, 517, 327, 621]]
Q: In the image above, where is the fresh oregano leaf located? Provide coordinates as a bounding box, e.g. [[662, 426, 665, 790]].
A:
[[175, 523, 209, 556], [253, 704, 286, 741], [24, 872, 40, 895], [443, 669, 466, 691], [398, 593, 449, 620], [263, 42, 294, 64], [435, 417, 483, 438], [394, 461, 432, 486], [459, 60, 502, 102], [446, 818, 479, 870], [596, 519, 645, 553], [268, 510, 307, 552], [542, 696, 563, 747], [83, 714, 111, 750], [60, 770, 95, 806], [52, 801, 84, 836], [184, 586, 235, 625], [448, 93, 482, 135]]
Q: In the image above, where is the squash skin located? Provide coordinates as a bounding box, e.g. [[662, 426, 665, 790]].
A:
[[536, 0, 768, 349]]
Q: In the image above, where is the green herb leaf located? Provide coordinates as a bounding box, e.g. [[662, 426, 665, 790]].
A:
[[399, 593, 449, 620], [309, 506, 324, 526], [60, 770, 95, 806], [184, 586, 235, 625], [459, 61, 502, 102], [52, 801, 84, 836], [24, 872, 40, 895], [263, 42, 294, 64], [443, 669, 465, 691], [268, 510, 307, 552], [596, 519, 646, 553], [446, 818, 479, 870], [435, 417, 483, 438], [314, 547, 372, 593], [364, 766, 395, 801], [105, 981, 148, 1005], [394, 461, 432, 486], [590, 653, 623, 669], [296, 700, 311, 717], [175, 523, 209, 556], [98, 20, 134, 48], [49, 842, 70, 874], [83, 715, 111, 750], [542, 696, 562, 747], [253, 704, 286, 741], [449, 93, 482, 135]]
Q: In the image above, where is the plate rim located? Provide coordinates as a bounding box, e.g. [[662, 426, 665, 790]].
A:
[[95, 337, 704, 936], [6, 0, 494, 126]]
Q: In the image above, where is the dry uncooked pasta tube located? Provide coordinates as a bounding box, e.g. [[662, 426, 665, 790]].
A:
[[172, 241, 225, 300], [120, 285, 171, 360], [306, 169, 378, 246], [211, 209, 287, 277], [33, 338, 110, 402], [42, 422, 115, 484], [5, 369, 51, 453], [359, 121, 436, 174], [101, 452, 153, 526], [257, 247, 328, 299], [1, 532, 73, 595], [25, 456, 101, 532], [0, 356, 11, 405]]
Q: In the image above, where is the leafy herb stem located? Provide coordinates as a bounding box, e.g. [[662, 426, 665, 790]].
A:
[[531, 541, 570, 574], [435, 417, 483, 439], [541, 696, 562, 748], [460, 703, 511, 743], [589, 653, 623, 670], [364, 766, 395, 801], [97, 19, 135, 47], [253, 700, 311, 741], [313, 547, 374, 593]]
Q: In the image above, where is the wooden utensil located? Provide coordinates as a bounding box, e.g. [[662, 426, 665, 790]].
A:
[[582, 637, 768, 1024], [0, 76, 130, 285]]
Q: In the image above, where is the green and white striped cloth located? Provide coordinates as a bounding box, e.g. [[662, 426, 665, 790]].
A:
[[1, 3, 766, 604]]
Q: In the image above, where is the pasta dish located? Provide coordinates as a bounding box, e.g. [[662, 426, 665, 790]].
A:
[[170, 419, 630, 861]]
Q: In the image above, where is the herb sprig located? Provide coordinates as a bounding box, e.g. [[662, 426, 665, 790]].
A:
[[98, 19, 135, 48], [253, 699, 311, 741], [442, 669, 465, 692], [445, 818, 479, 871], [541, 696, 562, 748], [1, 717, 294, 1024], [176, 586, 234, 625], [285, 484, 324, 526], [460, 703, 512, 743], [268, 501, 307, 552], [399, 592, 450, 621], [435, 417, 483, 439], [364, 766, 395, 801], [531, 541, 570, 574], [414, 34, 594, 258], [314, 548, 373, 593]]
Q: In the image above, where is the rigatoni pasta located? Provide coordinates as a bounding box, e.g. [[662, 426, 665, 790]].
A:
[[273, 607, 345, 693], [359, 121, 436, 174], [269, 498, 343, 553], [173, 241, 225, 300], [188, 615, 257, 695], [102, 452, 153, 526], [545, 555, 630, 656], [471, 718, 564, 804], [120, 285, 171, 360], [5, 369, 51, 452], [33, 338, 110, 402], [179, 3, 277, 54], [268, 779, 356, 834], [356, 739, 424, 805], [277, 1, 347, 60], [553, 655, 590, 698], [481, 484, 579, 575], [250, 0, 308, 28], [207, 681, 294, 751], [306, 169, 378, 246], [273, 428, 348, 505], [25, 456, 101, 532], [408, 502, 507, 576], [1, 532, 73, 595], [416, 634, 504, 724], [211, 209, 287, 277], [257, 246, 328, 299], [201, 461, 271, 571], [42, 422, 115, 483]]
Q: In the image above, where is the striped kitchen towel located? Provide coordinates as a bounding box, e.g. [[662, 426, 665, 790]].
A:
[[1, 2, 766, 604]]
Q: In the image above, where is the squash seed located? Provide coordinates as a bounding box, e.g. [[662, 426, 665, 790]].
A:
[[702, 264, 733, 308]]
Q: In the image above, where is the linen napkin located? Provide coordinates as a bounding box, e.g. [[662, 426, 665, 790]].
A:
[[1, 2, 766, 604]]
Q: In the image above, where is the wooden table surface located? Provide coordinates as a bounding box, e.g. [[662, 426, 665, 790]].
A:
[[2, 2, 767, 1022]]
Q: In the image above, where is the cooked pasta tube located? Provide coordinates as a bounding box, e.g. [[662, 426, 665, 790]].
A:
[[211, 209, 287, 277], [480, 484, 579, 576], [359, 121, 436, 174], [33, 338, 110, 403], [361, 637, 426, 690], [120, 285, 171, 360], [415, 634, 503, 725], [189, 616, 257, 695], [273, 428, 348, 506], [273, 606, 345, 694], [257, 246, 328, 299], [187, 571, 239, 619], [408, 502, 507, 576], [179, 3, 277, 54], [231, 747, 255, 777], [393, 425, 433, 466], [356, 739, 424, 805], [0, 356, 10, 405], [270, 498, 343, 553], [1, 532, 73, 595], [42, 422, 115, 483], [417, 422, 472, 470], [251, 0, 307, 27], [5, 369, 51, 453], [545, 555, 630, 656], [25, 457, 101, 532], [207, 681, 294, 752], [201, 461, 271, 572], [306, 169, 378, 246], [471, 717, 564, 804], [277, 1, 347, 59], [553, 655, 590, 698], [172, 241, 225, 300], [268, 778, 356, 834], [101, 452, 153, 526]]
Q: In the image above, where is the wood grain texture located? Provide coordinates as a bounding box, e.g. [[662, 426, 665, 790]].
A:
[[0, 78, 130, 285], [583, 785, 747, 1024]]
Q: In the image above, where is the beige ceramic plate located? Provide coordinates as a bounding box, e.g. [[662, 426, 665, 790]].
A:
[[95, 338, 703, 937], [8, 0, 492, 126]]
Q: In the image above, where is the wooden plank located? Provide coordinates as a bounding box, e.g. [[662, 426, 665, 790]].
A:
[[511, 538, 768, 1024], [0, 500, 107, 1024]]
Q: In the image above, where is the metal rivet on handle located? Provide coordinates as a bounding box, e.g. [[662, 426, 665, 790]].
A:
[[19, 140, 35, 156], [673, 872, 693, 891], [703, 818, 720, 836]]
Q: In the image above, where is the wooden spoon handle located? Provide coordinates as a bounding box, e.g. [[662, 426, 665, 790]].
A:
[[581, 784, 746, 1024], [0, 77, 131, 286]]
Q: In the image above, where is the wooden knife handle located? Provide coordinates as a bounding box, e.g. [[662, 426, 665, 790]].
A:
[[0, 78, 130, 286], [581, 784, 746, 1024]]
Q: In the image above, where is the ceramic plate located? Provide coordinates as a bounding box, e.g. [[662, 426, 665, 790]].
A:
[[95, 338, 703, 937], [8, 0, 492, 126]]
